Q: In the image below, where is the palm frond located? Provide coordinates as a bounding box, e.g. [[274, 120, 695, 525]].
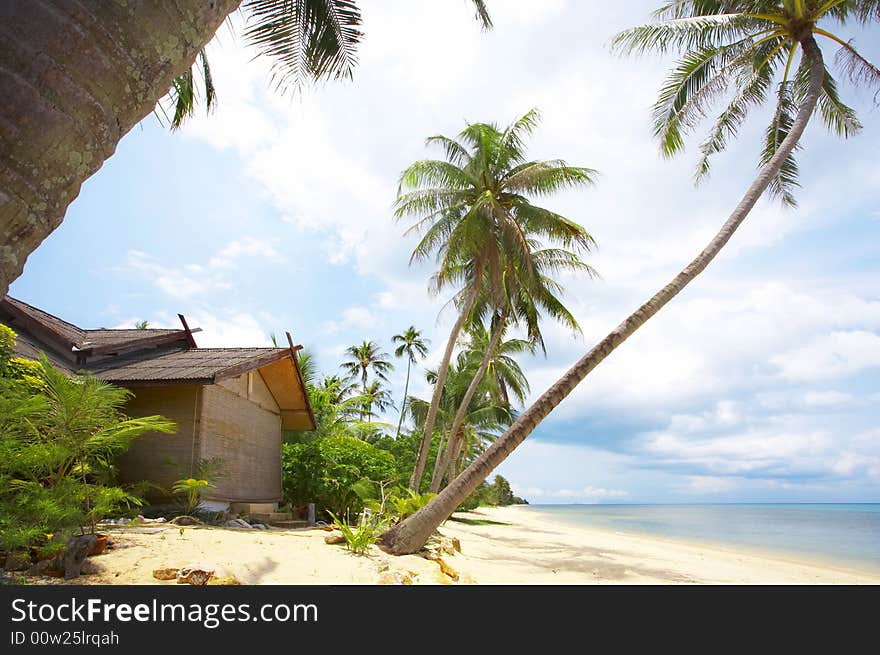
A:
[[469, 0, 493, 30], [833, 38, 880, 103], [695, 37, 779, 180], [761, 76, 801, 207], [502, 160, 598, 196], [612, 14, 755, 55], [242, 0, 363, 92]]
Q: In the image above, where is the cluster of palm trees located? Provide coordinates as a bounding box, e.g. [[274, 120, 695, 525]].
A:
[[332, 321, 535, 495], [2, 1, 878, 556], [394, 108, 598, 494]]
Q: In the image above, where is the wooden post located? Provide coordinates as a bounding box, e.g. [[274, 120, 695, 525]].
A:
[[285, 331, 303, 353], [178, 314, 198, 348]]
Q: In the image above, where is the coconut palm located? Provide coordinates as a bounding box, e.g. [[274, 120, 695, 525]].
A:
[[429, 319, 533, 491], [392, 327, 430, 439], [428, 244, 594, 492], [340, 340, 393, 420], [0, 0, 492, 297], [379, 1, 880, 554], [359, 380, 395, 422], [407, 362, 516, 488], [396, 108, 597, 491]]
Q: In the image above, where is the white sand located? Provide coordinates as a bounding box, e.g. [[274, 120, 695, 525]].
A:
[[46, 506, 880, 585], [438, 506, 880, 584]]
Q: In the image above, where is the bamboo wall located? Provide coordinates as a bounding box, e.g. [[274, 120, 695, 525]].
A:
[[199, 372, 283, 502], [116, 385, 200, 495]]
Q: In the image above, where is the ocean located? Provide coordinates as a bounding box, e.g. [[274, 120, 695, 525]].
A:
[[522, 503, 880, 572]]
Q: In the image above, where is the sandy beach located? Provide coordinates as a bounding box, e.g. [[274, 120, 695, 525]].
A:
[[33, 505, 879, 585], [439, 506, 880, 584]]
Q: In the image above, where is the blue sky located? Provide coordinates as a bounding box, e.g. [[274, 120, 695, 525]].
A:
[[9, 1, 880, 503]]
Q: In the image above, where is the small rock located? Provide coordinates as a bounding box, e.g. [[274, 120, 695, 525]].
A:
[[377, 570, 413, 585], [420, 549, 439, 561], [251, 523, 268, 530], [177, 564, 214, 586], [4, 551, 31, 572], [324, 532, 346, 545], [451, 538, 462, 553], [169, 515, 203, 526], [27, 559, 59, 577], [63, 535, 97, 580], [375, 558, 390, 573], [223, 518, 252, 529], [152, 567, 180, 581]]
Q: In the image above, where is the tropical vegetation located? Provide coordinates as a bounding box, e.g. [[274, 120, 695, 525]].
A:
[[379, 1, 880, 555], [279, 324, 533, 523], [0, 325, 174, 557], [394, 108, 597, 492]]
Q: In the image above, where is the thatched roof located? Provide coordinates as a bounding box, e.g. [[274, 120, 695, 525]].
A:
[[0, 295, 315, 430], [90, 346, 291, 383]]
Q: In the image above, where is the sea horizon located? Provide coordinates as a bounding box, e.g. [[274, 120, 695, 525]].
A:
[[516, 503, 880, 573]]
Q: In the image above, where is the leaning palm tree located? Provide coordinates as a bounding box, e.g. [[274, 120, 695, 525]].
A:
[[392, 326, 430, 439], [396, 108, 597, 491], [0, 0, 492, 297], [380, 1, 880, 554], [340, 340, 393, 420]]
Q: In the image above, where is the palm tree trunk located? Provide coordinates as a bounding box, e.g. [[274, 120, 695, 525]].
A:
[[395, 358, 412, 438], [361, 369, 368, 421], [430, 310, 508, 492], [381, 37, 826, 555], [0, 0, 241, 296], [408, 280, 481, 490]]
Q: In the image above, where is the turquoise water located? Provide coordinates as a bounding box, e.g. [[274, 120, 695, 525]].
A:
[[523, 504, 880, 572]]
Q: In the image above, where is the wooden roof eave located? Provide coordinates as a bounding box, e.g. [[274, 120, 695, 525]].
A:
[[287, 333, 316, 431], [83, 329, 200, 357], [212, 349, 293, 383], [0, 297, 79, 353]]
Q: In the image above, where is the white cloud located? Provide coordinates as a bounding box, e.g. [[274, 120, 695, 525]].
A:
[[112, 307, 272, 348], [125, 250, 224, 299], [320, 305, 381, 335], [207, 236, 285, 270], [772, 330, 880, 381], [166, 309, 271, 348], [123, 236, 285, 300], [684, 476, 741, 494], [635, 409, 880, 484], [802, 390, 853, 407]]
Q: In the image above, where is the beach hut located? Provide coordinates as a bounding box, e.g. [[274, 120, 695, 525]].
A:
[[0, 295, 315, 514]]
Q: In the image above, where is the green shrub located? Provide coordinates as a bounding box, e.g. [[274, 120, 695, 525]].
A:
[[0, 325, 174, 550], [282, 435, 397, 517], [172, 478, 214, 515], [327, 510, 385, 555], [388, 488, 436, 522]]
